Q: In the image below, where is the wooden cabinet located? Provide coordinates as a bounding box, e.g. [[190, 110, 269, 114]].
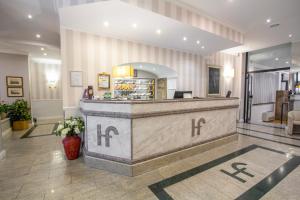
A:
[[275, 90, 289, 121]]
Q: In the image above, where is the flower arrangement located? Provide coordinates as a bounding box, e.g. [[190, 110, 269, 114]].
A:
[[55, 117, 85, 137]]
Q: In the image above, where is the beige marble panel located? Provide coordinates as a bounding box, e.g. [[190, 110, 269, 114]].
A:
[[132, 108, 237, 160]]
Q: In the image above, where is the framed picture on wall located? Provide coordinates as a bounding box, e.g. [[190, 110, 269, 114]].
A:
[[97, 73, 110, 89], [7, 87, 24, 97], [70, 71, 83, 87], [207, 65, 221, 96], [6, 76, 23, 87]]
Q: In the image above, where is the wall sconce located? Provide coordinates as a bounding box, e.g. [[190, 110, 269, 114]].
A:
[[47, 72, 58, 89], [224, 66, 235, 78]]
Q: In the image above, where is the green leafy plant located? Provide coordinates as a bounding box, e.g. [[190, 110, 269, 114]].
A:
[[55, 117, 85, 137], [8, 99, 31, 121]]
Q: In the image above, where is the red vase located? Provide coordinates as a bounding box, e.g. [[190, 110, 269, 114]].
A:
[[62, 135, 81, 160]]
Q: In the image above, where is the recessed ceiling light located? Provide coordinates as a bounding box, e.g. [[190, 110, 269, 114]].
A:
[[43, 53, 47, 56], [156, 29, 161, 35], [228, 0, 234, 2], [196, 40, 200, 44], [201, 46, 205, 49], [266, 18, 271, 23], [183, 37, 187, 41], [289, 34, 293, 38], [275, 57, 279, 61], [40, 47, 44, 51], [36, 34, 41, 38], [103, 21, 109, 27], [27, 14, 32, 19], [132, 23, 137, 28], [286, 61, 289, 64]]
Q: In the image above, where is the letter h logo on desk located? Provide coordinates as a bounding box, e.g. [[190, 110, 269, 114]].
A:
[[192, 118, 206, 137], [97, 124, 119, 147]]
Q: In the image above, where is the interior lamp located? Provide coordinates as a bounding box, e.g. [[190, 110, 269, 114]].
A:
[[224, 65, 235, 78], [112, 65, 134, 78], [47, 72, 58, 88]]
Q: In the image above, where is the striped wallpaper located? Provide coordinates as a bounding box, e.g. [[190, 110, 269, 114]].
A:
[[55, 0, 243, 44], [29, 60, 62, 100], [61, 28, 242, 107]]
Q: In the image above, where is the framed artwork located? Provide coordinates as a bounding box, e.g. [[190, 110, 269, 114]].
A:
[[207, 65, 221, 96], [7, 87, 24, 97], [97, 73, 110, 89], [70, 71, 83, 87], [6, 76, 23, 87]]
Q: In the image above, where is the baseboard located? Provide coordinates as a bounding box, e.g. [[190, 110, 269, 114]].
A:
[[83, 133, 238, 176]]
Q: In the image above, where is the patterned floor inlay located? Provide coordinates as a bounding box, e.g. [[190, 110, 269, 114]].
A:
[[22, 123, 58, 138], [149, 145, 300, 200]]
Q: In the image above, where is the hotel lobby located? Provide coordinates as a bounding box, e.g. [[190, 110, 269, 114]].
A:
[[0, 0, 300, 199]]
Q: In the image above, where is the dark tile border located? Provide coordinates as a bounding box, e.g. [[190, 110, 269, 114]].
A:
[[22, 123, 58, 138], [242, 122, 285, 130], [238, 132, 300, 148], [148, 144, 300, 200], [237, 127, 300, 141], [20, 125, 37, 139]]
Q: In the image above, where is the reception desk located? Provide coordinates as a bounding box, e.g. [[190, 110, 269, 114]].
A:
[[80, 98, 239, 176]]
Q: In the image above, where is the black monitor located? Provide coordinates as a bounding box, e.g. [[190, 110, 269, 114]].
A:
[[174, 91, 192, 99]]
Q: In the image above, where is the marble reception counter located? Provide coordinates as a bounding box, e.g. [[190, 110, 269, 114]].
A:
[[80, 97, 239, 176]]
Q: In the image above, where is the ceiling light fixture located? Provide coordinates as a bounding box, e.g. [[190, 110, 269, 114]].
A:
[[36, 34, 41, 38], [156, 29, 161, 35], [183, 37, 187, 41], [289, 34, 293, 38], [275, 57, 279, 61], [266, 18, 271, 23], [286, 61, 289, 64], [40, 47, 44, 51], [132, 23, 137, 28], [27, 14, 32, 19], [201, 46, 205, 49], [43, 53, 47, 56], [103, 21, 109, 27], [196, 40, 200, 44]]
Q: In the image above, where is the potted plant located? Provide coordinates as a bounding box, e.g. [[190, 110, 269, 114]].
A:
[[8, 99, 31, 130], [0, 103, 10, 120], [55, 117, 84, 160]]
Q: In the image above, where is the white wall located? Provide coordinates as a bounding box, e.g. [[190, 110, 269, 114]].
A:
[[60, 28, 242, 109], [0, 53, 29, 104], [29, 59, 63, 121]]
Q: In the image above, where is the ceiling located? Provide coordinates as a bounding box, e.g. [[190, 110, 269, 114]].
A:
[[248, 43, 292, 71], [0, 0, 60, 59], [0, 0, 300, 59], [178, 0, 300, 52], [59, 0, 240, 55]]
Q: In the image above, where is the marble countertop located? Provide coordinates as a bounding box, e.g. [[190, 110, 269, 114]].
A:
[[81, 97, 239, 104]]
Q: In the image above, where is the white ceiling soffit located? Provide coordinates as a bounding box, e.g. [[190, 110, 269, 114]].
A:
[[178, 0, 300, 53], [0, 39, 60, 59], [59, 0, 241, 55], [0, 0, 60, 59]]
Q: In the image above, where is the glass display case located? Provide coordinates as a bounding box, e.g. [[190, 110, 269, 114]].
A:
[[113, 78, 155, 100]]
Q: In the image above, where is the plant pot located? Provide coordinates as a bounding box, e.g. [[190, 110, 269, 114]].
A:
[[13, 120, 29, 130], [0, 112, 7, 120], [62, 135, 81, 160]]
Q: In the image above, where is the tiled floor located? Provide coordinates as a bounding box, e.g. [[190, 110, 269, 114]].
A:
[[0, 123, 300, 200]]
